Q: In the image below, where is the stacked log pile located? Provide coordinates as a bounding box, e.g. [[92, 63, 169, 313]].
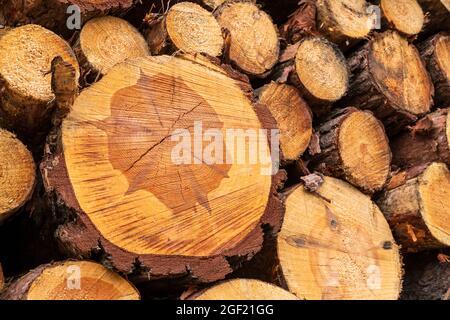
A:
[[0, 0, 448, 300]]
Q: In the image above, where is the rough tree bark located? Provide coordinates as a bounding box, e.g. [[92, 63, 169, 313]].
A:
[[73, 16, 149, 85], [341, 31, 434, 135], [0, 129, 36, 224], [0, 24, 79, 144], [418, 32, 450, 106], [391, 108, 450, 170], [143, 2, 223, 57], [274, 36, 349, 108], [40, 54, 286, 283], [256, 82, 313, 162], [401, 251, 450, 300], [0, 0, 135, 35], [215, 0, 279, 77], [418, 0, 450, 36], [276, 176, 402, 300], [0, 260, 140, 300], [309, 107, 391, 194], [280, 0, 373, 49], [377, 162, 450, 252]]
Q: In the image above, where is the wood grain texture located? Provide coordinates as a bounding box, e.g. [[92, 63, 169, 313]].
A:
[[192, 279, 299, 300], [310, 108, 391, 193], [215, 0, 279, 76], [380, 0, 425, 36], [0, 24, 79, 140], [41, 55, 285, 282], [277, 178, 402, 300], [0, 129, 36, 223], [75, 16, 149, 79], [342, 31, 433, 134], [257, 82, 312, 161], [0, 260, 140, 300]]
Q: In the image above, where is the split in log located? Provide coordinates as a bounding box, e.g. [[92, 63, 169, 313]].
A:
[[378, 162, 450, 252], [201, 0, 227, 10], [342, 31, 434, 134], [191, 279, 299, 300], [309, 107, 391, 193], [215, 0, 279, 76], [277, 176, 402, 300], [144, 2, 223, 57], [391, 108, 450, 170], [256, 82, 313, 161], [418, 32, 450, 106], [315, 0, 373, 48], [275, 37, 349, 107], [0, 0, 135, 35], [40, 55, 285, 283], [380, 0, 425, 36], [0, 24, 79, 142], [74, 16, 149, 83], [0, 129, 36, 224], [401, 250, 450, 300], [418, 0, 450, 36], [0, 260, 140, 300]]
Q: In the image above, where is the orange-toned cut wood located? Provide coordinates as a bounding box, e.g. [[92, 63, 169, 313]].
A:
[[277, 177, 402, 300], [76, 16, 149, 77], [257, 82, 312, 161], [215, 0, 279, 76], [0, 129, 35, 223], [41, 54, 282, 282], [0, 261, 139, 300], [192, 279, 299, 300], [381, 0, 424, 36], [0, 24, 79, 140]]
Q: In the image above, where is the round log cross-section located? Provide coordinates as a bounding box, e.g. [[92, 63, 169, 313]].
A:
[[277, 177, 402, 300], [0, 261, 140, 300], [41, 55, 283, 282]]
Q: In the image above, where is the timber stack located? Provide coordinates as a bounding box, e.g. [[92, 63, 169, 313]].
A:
[[0, 0, 448, 300]]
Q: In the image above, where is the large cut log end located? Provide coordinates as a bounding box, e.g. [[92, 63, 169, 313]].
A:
[[0, 129, 35, 223], [41, 55, 284, 283], [0, 261, 140, 300], [277, 177, 402, 300]]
